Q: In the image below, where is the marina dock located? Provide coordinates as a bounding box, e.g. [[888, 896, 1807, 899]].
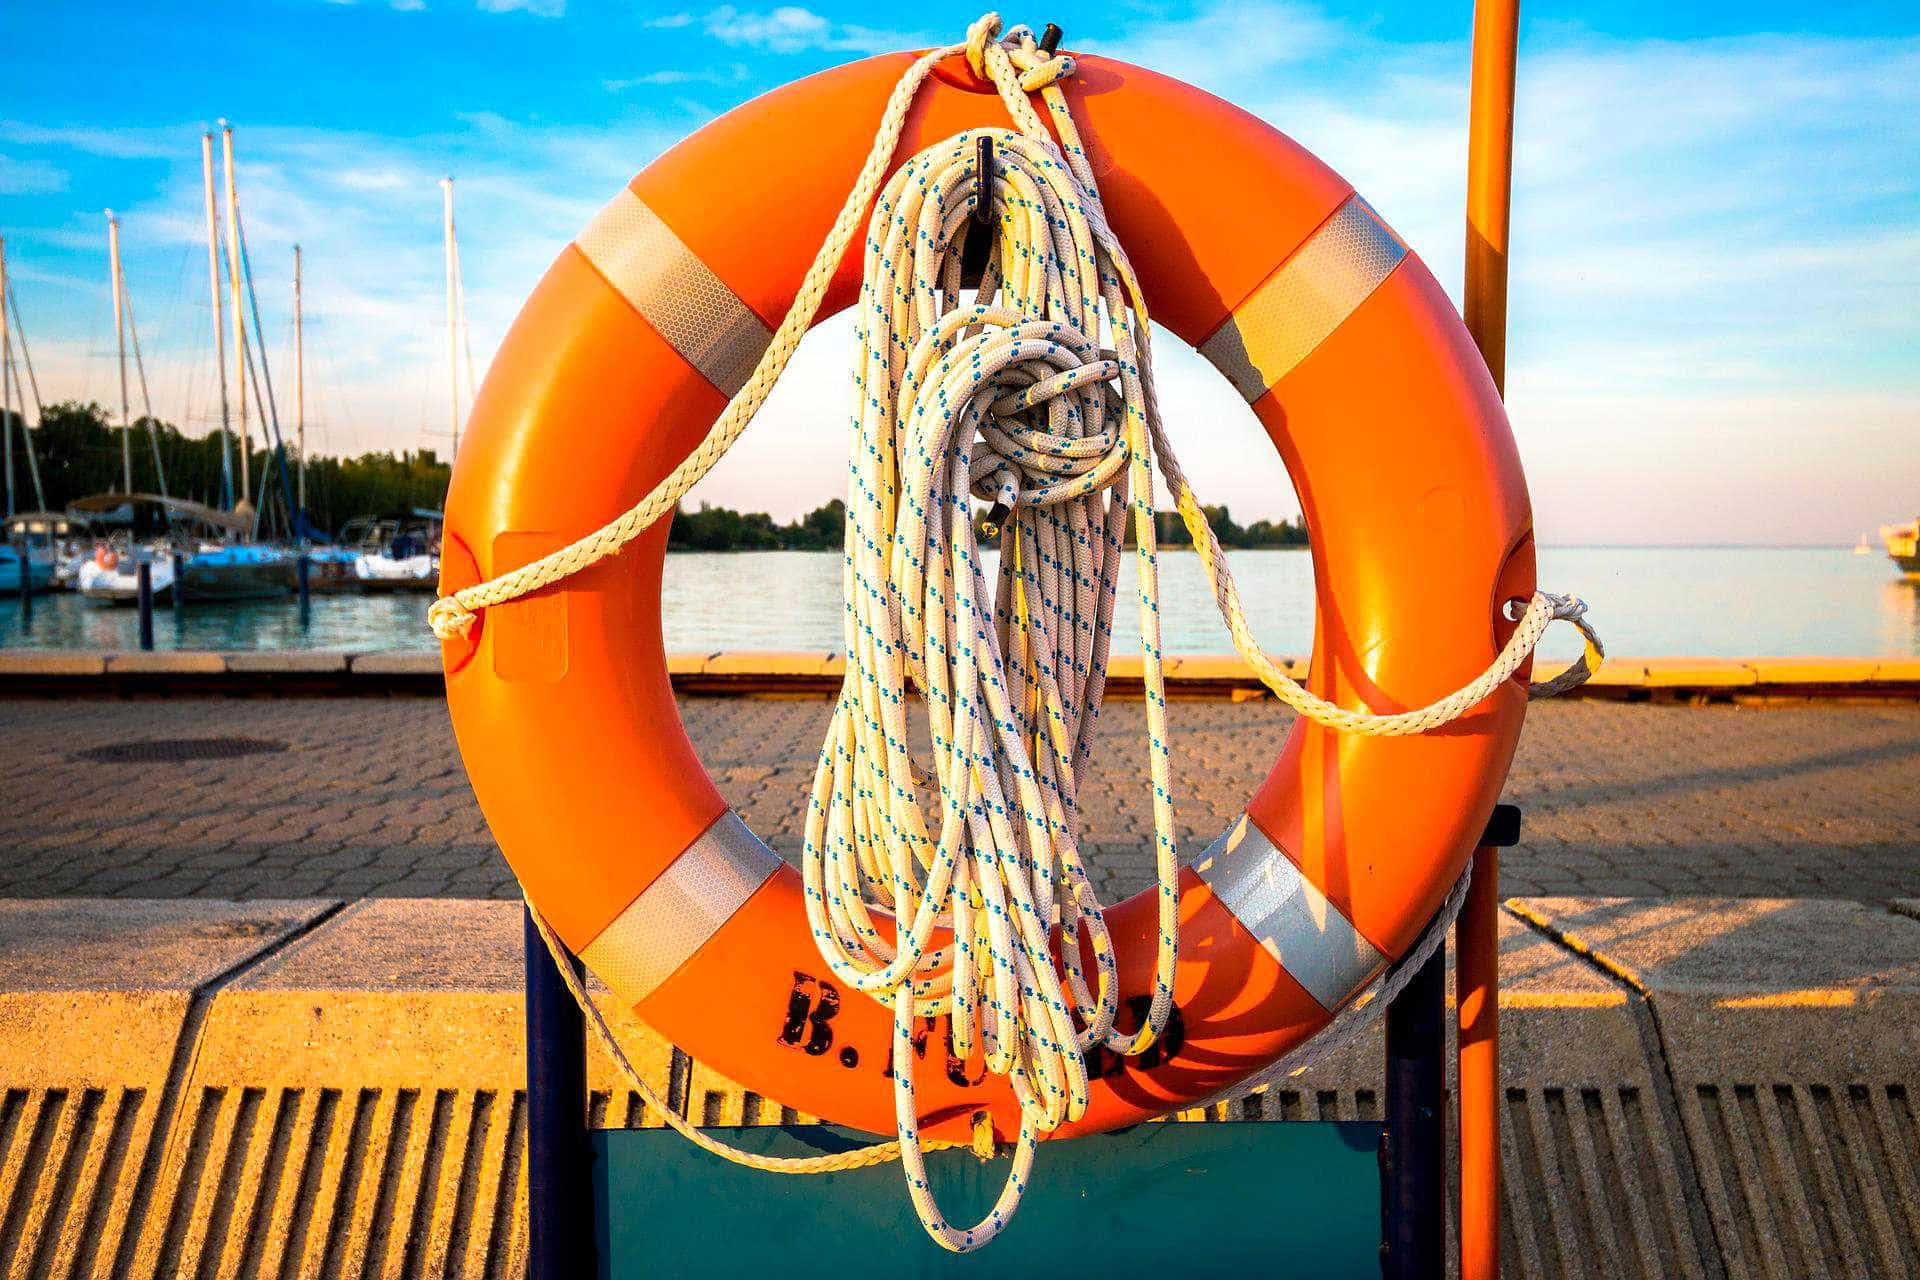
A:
[[3, 655, 1919, 901], [1, 657, 1917, 1277]]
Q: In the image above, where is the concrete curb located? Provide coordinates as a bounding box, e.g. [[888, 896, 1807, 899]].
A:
[[1508, 897, 1920, 1280], [2, 649, 1917, 701], [0, 900, 339, 1278], [4, 896, 1915, 1277]]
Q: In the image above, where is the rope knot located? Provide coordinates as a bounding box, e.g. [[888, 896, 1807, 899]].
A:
[[964, 13, 1003, 77], [427, 595, 477, 641], [1544, 591, 1589, 623], [927, 313, 1127, 517], [1524, 590, 1606, 700], [966, 15, 1075, 95]]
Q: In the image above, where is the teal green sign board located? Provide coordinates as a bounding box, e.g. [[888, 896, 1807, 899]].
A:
[[591, 1120, 1383, 1277]]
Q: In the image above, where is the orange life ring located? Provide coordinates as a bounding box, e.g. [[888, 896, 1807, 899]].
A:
[[440, 50, 1534, 1142], [95, 545, 119, 572]]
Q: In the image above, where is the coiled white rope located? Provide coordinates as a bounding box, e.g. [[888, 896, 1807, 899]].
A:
[[463, 15, 1604, 1255]]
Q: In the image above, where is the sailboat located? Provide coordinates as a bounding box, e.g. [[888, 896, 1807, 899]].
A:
[[352, 510, 441, 589], [77, 138, 304, 607], [74, 208, 183, 603], [349, 176, 462, 592], [71, 494, 259, 602], [0, 235, 55, 593], [155, 122, 303, 602]]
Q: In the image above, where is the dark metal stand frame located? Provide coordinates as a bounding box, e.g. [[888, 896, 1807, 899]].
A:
[[523, 804, 1520, 1279]]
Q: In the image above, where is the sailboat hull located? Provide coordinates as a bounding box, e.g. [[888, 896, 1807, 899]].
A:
[[177, 545, 297, 601], [353, 552, 438, 592], [0, 550, 55, 594], [76, 556, 176, 604]]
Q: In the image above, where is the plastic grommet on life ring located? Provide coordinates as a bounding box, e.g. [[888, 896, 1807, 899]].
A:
[[440, 49, 1535, 1143]]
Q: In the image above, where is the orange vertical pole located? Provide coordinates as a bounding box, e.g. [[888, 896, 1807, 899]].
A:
[[1465, 0, 1519, 396], [1457, 845, 1501, 1278], [1461, 2, 1519, 1277]]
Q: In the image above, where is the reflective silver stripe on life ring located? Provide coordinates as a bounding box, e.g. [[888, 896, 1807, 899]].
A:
[[1198, 194, 1407, 402], [579, 809, 780, 1006], [573, 189, 773, 398], [1193, 813, 1388, 1013]]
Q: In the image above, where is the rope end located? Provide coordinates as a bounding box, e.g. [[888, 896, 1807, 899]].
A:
[[428, 595, 478, 642], [979, 500, 1011, 540], [969, 1111, 997, 1162]]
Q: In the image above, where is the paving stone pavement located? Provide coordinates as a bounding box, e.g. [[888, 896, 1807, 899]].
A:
[[2, 695, 1916, 900]]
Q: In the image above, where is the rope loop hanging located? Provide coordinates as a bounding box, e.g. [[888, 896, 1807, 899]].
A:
[[436, 13, 1606, 1255]]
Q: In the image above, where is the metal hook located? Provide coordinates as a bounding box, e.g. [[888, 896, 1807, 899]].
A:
[[973, 134, 994, 228]]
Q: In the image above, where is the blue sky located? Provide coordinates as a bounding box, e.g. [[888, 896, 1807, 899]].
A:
[[2, 1, 1915, 544]]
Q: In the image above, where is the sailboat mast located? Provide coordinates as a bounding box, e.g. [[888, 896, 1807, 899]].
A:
[[220, 122, 249, 514], [106, 211, 132, 497], [3, 271, 48, 512], [1, 235, 13, 520], [440, 176, 459, 460], [2, 340, 20, 522], [201, 131, 233, 510], [294, 245, 305, 513]]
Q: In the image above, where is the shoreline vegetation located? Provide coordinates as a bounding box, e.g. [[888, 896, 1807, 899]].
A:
[[670, 501, 1310, 551], [12, 402, 453, 532], [11, 402, 1308, 551]]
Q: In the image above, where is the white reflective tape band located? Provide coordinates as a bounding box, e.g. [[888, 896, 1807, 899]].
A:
[[1193, 813, 1387, 1013], [1198, 194, 1407, 402], [579, 810, 780, 1007], [573, 188, 773, 398]]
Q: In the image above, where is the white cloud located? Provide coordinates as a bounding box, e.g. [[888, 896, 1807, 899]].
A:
[[604, 64, 749, 90], [11, 110, 686, 461], [1084, 1, 1354, 83], [0, 122, 181, 161], [0, 154, 69, 196], [319, 0, 559, 11], [692, 5, 919, 56], [475, 0, 564, 15]]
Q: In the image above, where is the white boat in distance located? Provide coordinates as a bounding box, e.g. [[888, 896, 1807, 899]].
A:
[[351, 511, 441, 592], [75, 546, 174, 603]]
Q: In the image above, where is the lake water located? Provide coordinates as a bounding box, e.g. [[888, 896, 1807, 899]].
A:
[[2, 547, 1915, 660]]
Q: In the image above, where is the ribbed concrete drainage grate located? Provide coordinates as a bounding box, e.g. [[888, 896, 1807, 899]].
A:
[[73, 737, 290, 763]]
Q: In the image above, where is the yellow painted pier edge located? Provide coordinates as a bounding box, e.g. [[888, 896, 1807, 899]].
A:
[[1, 649, 1918, 700]]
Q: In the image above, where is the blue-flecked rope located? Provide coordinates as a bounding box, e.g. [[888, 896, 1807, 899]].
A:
[[492, 14, 1603, 1258]]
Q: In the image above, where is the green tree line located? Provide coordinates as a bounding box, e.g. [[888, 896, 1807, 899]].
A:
[[5, 401, 450, 536], [4, 403, 1308, 551], [1137, 504, 1309, 549], [673, 500, 1307, 550], [668, 499, 847, 550]]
